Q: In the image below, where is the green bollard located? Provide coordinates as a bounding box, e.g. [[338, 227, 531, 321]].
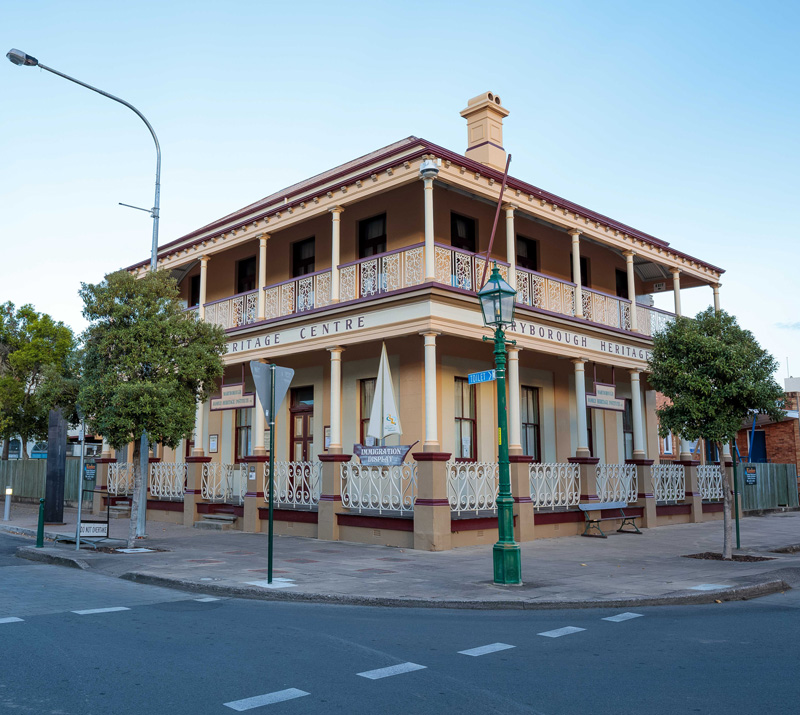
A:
[[36, 498, 45, 548]]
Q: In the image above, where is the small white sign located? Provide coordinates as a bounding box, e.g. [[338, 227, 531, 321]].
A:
[[79, 522, 108, 538]]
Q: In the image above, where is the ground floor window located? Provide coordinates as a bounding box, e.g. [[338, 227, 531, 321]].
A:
[[454, 377, 477, 461], [360, 378, 376, 445], [705, 440, 720, 463], [521, 386, 540, 460], [623, 399, 634, 460], [236, 408, 252, 462]]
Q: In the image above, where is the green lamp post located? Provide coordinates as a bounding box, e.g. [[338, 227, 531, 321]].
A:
[[478, 263, 522, 585]]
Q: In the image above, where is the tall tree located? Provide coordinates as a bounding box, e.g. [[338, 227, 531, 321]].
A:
[[79, 270, 226, 547], [0, 302, 76, 459], [648, 308, 784, 559]]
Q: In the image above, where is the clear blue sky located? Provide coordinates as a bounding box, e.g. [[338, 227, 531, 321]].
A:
[[2, 0, 799, 379]]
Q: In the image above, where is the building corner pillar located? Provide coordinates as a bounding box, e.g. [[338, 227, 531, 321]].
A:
[[412, 451, 452, 551], [671, 269, 682, 317], [630, 460, 656, 528], [507, 346, 522, 455], [623, 250, 638, 332], [327, 346, 345, 454], [509, 455, 535, 541], [572, 358, 591, 458], [503, 203, 517, 289], [629, 369, 646, 461], [256, 234, 269, 320], [421, 332, 440, 451], [423, 178, 436, 281], [318, 453, 351, 541], [184, 456, 211, 528], [198, 255, 210, 321]]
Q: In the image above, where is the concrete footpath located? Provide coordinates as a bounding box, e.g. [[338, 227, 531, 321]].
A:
[[3, 502, 800, 609]]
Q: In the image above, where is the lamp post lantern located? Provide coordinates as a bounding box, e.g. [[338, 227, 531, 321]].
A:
[[478, 263, 522, 585], [7, 48, 161, 539]]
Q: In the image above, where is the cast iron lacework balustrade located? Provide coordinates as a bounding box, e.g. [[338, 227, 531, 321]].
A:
[[107, 463, 135, 496], [582, 288, 632, 331], [650, 463, 685, 504], [340, 462, 417, 515], [204, 290, 259, 330], [201, 463, 247, 504], [338, 245, 425, 303], [595, 463, 638, 504], [515, 267, 576, 318], [263, 461, 321, 508], [447, 461, 499, 515], [636, 305, 674, 337], [149, 462, 187, 500], [697, 464, 725, 501], [529, 463, 580, 509]]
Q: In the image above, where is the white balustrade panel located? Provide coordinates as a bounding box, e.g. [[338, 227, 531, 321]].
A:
[[339, 247, 424, 303], [149, 463, 187, 500], [698, 464, 725, 501], [107, 463, 135, 496], [636, 305, 674, 337], [204, 290, 259, 330], [447, 461, 499, 515], [596, 464, 638, 504], [264, 271, 332, 320], [650, 463, 685, 503], [264, 461, 321, 507], [340, 462, 417, 515], [582, 289, 632, 331], [529, 463, 580, 509], [515, 268, 576, 318], [201, 463, 237, 503]]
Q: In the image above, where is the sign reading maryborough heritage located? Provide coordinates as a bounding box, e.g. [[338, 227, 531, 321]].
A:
[[211, 384, 256, 411], [586, 383, 626, 412]]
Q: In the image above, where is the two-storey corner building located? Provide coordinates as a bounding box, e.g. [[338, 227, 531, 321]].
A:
[[97, 92, 730, 549]]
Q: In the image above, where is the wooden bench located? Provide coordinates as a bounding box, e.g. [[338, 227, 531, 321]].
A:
[[578, 501, 642, 538]]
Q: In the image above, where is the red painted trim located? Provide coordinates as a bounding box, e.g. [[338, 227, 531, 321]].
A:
[[702, 502, 724, 513], [147, 500, 184, 512], [149, 458, 162, 464], [241, 455, 269, 463], [569, 457, 600, 465], [685, 491, 700, 497], [412, 452, 451, 462], [656, 504, 692, 515], [319, 454, 353, 463], [579, 494, 600, 501], [415, 498, 450, 506], [196, 503, 244, 517], [534, 510, 584, 525], [466, 140, 505, 152], [259, 507, 319, 524], [450, 515, 517, 532], [186, 456, 213, 463], [626, 459, 655, 466], [94, 458, 117, 464], [184, 489, 202, 495], [513, 496, 534, 504], [509, 455, 535, 464], [337, 513, 413, 532], [676, 460, 701, 466], [319, 494, 342, 502]]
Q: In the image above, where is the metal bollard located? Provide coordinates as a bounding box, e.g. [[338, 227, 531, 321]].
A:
[[36, 498, 45, 548]]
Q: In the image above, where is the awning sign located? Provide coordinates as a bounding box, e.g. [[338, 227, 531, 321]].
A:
[[211, 384, 256, 411], [586, 383, 626, 412]]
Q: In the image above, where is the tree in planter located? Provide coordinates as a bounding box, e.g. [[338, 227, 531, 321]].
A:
[[648, 307, 784, 559], [78, 270, 226, 548], [0, 302, 76, 459]]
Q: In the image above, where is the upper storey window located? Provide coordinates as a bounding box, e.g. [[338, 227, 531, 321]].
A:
[[292, 237, 315, 277], [190, 274, 201, 307], [237, 256, 257, 294], [516, 235, 538, 272], [570, 254, 591, 287], [358, 214, 387, 258], [451, 213, 477, 253]]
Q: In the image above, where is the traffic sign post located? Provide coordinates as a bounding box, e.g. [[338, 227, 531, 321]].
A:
[[250, 361, 294, 584], [468, 369, 496, 385]]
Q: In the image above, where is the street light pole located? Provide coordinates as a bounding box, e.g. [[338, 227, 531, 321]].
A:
[[478, 264, 522, 585], [7, 48, 161, 538]]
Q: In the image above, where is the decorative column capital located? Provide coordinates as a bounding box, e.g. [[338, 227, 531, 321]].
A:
[[628, 368, 642, 377], [623, 249, 636, 259], [257, 233, 270, 244], [329, 206, 345, 216], [571, 357, 586, 367], [671, 268, 681, 278], [327, 345, 345, 356], [420, 330, 440, 339], [502, 202, 518, 213], [200, 254, 211, 265], [568, 228, 581, 239], [507, 345, 521, 356], [713, 282, 721, 290]]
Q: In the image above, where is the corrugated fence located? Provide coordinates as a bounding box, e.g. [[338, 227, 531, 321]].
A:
[[0, 459, 92, 503], [740, 463, 799, 511]]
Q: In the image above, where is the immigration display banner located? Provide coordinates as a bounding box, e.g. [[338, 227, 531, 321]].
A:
[[353, 444, 414, 466]]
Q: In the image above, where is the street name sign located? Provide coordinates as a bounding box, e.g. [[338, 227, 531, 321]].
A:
[[468, 370, 496, 385]]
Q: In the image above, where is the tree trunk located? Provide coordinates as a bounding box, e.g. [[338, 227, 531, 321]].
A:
[[20, 432, 29, 459], [721, 443, 733, 560], [1, 439, 8, 461], [127, 439, 142, 549]]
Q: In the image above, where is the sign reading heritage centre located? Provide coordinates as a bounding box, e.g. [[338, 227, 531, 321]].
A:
[[468, 370, 496, 385], [586, 383, 626, 412], [210, 384, 256, 411]]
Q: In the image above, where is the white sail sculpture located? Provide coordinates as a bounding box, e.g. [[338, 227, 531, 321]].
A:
[[367, 343, 402, 443]]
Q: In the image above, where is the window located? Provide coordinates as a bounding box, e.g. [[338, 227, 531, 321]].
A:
[[663, 432, 674, 455], [615, 269, 629, 300], [569, 254, 590, 287], [705, 440, 720, 463], [358, 214, 387, 258], [623, 399, 634, 460], [521, 386, 541, 460], [190, 274, 201, 307], [236, 256, 257, 294], [451, 213, 477, 253], [8, 439, 20, 458], [235, 408, 252, 462], [292, 237, 315, 277], [454, 377, 477, 460], [360, 378, 377, 445], [516, 235, 539, 272]]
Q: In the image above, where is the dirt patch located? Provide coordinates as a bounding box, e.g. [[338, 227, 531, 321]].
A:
[[770, 544, 800, 554], [683, 552, 776, 562]]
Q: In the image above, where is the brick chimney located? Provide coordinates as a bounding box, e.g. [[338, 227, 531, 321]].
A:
[[460, 91, 509, 171]]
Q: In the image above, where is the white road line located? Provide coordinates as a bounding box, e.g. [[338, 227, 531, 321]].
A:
[[538, 626, 586, 638], [458, 643, 516, 657], [224, 689, 309, 711], [357, 662, 427, 680], [602, 612, 643, 622], [194, 597, 221, 602], [689, 584, 732, 591], [0, 617, 24, 624], [71, 607, 131, 615]]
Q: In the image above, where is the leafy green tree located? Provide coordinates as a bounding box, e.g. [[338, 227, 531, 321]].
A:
[[79, 270, 226, 547], [0, 302, 76, 459], [648, 308, 784, 559]]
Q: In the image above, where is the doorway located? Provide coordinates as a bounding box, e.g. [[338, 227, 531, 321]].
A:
[[290, 386, 314, 461]]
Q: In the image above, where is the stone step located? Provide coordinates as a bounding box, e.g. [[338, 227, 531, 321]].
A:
[[108, 506, 131, 519], [193, 517, 235, 531]]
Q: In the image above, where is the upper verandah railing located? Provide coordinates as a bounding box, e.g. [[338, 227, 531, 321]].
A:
[[195, 243, 674, 334]]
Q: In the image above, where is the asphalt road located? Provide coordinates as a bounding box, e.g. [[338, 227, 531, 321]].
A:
[[1, 532, 799, 715]]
